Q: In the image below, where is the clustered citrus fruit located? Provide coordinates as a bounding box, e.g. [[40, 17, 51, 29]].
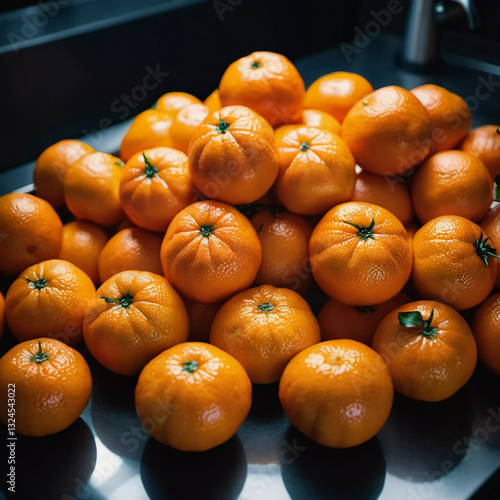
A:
[[0, 51, 497, 456]]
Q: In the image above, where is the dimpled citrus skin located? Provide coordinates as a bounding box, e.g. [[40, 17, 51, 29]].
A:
[[472, 293, 500, 376], [411, 151, 492, 224], [135, 342, 252, 451], [351, 171, 414, 226], [204, 89, 222, 113], [309, 202, 412, 306], [83, 270, 188, 375], [161, 200, 262, 303], [318, 291, 411, 345], [59, 221, 108, 284], [218, 51, 305, 127], [188, 106, 279, 204], [410, 84, 471, 153], [0, 193, 63, 276], [275, 126, 356, 215], [251, 210, 314, 294], [480, 206, 500, 289], [412, 215, 497, 311], [0, 338, 92, 436], [279, 339, 393, 448], [5, 259, 95, 346], [372, 300, 477, 402], [300, 109, 341, 135], [120, 147, 195, 233], [459, 125, 500, 179], [64, 152, 125, 226], [98, 227, 164, 283], [210, 285, 321, 384], [304, 72, 374, 122], [156, 91, 202, 117], [169, 104, 210, 153], [34, 140, 95, 208], [120, 110, 174, 162], [341, 86, 432, 176]]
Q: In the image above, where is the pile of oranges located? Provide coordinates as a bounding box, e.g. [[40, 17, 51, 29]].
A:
[[0, 51, 499, 452]]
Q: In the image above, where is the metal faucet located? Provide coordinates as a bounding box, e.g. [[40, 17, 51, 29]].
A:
[[397, 0, 479, 72]]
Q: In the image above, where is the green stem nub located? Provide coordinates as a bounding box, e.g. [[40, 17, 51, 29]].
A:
[[101, 292, 134, 308], [27, 277, 49, 290], [199, 224, 215, 238], [300, 142, 310, 152], [31, 341, 50, 364], [497, 125, 500, 135], [251, 61, 261, 69], [398, 309, 438, 339], [343, 218, 376, 241], [215, 118, 230, 134], [475, 231, 500, 267], [115, 160, 125, 167], [354, 305, 377, 314], [258, 302, 274, 313], [183, 360, 198, 373], [143, 153, 159, 178]]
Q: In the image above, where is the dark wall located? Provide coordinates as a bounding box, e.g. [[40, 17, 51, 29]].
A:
[[0, 0, 354, 170]]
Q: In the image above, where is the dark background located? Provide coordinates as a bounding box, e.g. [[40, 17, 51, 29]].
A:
[[0, 0, 498, 169]]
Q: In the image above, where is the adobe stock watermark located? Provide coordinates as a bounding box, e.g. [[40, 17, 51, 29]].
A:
[[383, 71, 500, 191], [7, 0, 70, 53], [63, 396, 178, 499], [407, 406, 500, 500], [213, 0, 244, 22], [340, 0, 404, 63], [81, 64, 169, 150]]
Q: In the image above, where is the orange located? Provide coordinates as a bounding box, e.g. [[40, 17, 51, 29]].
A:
[[279, 339, 393, 448], [318, 291, 411, 345], [59, 221, 108, 284], [372, 300, 477, 401], [83, 270, 188, 375], [161, 200, 262, 303], [472, 293, 500, 376], [411, 151, 492, 224], [251, 209, 313, 294], [351, 170, 414, 226], [33, 140, 95, 208], [219, 51, 305, 127], [459, 125, 500, 179], [169, 104, 210, 153], [188, 105, 279, 204], [120, 147, 195, 232], [98, 227, 163, 283], [156, 91, 202, 117], [135, 342, 251, 451], [204, 89, 222, 113], [0, 193, 63, 276], [300, 108, 341, 135], [480, 205, 500, 288], [410, 84, 471, 153], [341, 86, 432, 176], [64, 152, 125, 226], [412, 215, 498, 310], [5, 259, 95, 346], [210, 284, 321, 384], [120, 110, 174, 162], [309, 201, 412, 306], [275, 126, 356, 215], [0, 291, 4, 339], [183, 298, 222, 342], [304, 72, 374, 123], [0, 338, 92, 436]]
